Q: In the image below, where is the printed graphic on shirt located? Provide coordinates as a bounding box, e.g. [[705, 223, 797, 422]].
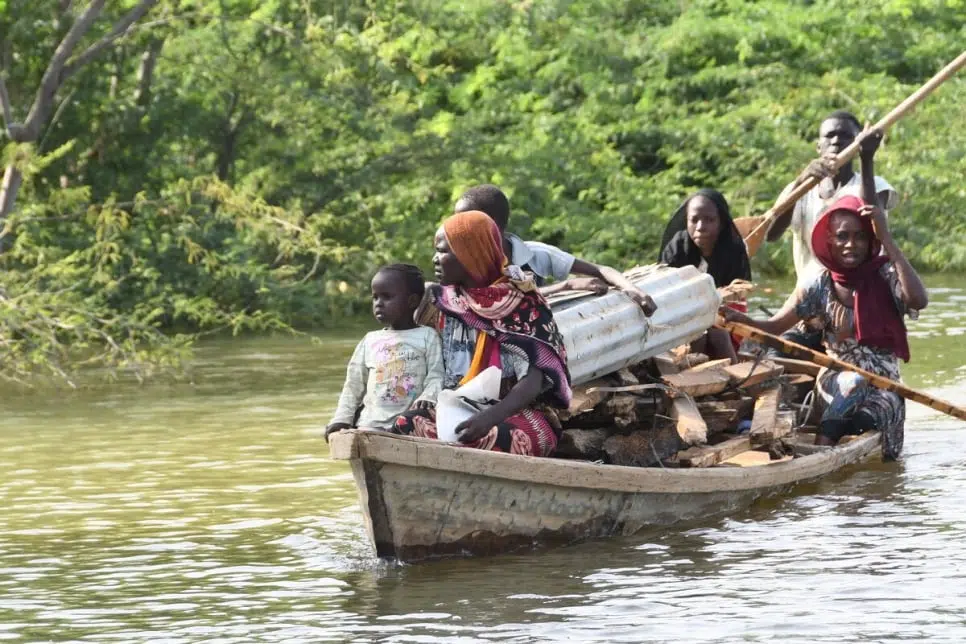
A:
[[371, 337, 424, 404]]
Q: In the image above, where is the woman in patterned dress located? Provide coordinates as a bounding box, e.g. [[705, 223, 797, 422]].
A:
[[720, 194, 928, 460], [391, 210, 572, 457]]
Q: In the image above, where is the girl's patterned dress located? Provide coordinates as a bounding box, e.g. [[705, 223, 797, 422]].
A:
[[795, 263, 918, 459]]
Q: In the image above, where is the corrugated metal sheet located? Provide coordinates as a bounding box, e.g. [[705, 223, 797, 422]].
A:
[[550, 265, 719, 386]]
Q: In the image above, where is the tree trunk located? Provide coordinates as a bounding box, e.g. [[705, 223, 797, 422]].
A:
[[134, 39, 164, 106], [0, 164, 23, 223]]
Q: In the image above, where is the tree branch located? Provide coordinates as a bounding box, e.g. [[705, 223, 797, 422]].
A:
[[38, 89, 77, 152], [0, 75, 14, 134], [62, 0, 161, 81], [18, 0, 108, 143]]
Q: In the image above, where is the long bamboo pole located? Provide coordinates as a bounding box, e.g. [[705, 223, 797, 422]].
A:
[[742, 49, 966, 257], [720, 320, 966, 422]]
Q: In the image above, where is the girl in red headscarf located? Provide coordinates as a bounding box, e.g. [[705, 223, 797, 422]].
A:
[[720, 195, 928, 460], [391, 210, 572, 457]]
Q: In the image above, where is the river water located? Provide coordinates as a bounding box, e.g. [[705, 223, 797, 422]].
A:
[[2, 278, 965, 642]]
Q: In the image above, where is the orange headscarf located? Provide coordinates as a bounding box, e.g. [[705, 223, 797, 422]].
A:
[[441, 210, 506, 287], [439, 210, 510, 384]]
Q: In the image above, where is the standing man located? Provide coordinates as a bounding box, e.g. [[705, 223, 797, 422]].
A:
[[768, 110, 898, 288], [766, 110, 897, 349]]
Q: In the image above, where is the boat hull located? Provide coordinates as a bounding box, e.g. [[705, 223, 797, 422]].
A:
[[330, 430, 880, 561]]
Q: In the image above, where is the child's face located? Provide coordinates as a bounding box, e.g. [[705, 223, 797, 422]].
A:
[[371, 271, 417, 329]]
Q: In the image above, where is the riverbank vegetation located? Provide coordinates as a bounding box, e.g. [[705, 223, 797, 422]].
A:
[[1, 0, 964, 382]]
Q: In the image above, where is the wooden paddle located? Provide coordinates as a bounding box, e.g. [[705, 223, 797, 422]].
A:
[[720, 320, 966, 422], [739, 49, 966, 258]]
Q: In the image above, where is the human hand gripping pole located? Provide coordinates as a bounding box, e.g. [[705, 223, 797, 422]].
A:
[[717, 319, 966, 422], [741, 49, 966, 258]]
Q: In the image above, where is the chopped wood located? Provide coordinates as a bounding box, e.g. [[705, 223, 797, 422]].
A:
[[602, 394, 666, 430], [723, 360, 784, 389], [669, 396, 707, 445], [748, 385, 781, 443], [767, 356, 822, 377], [722, 449, 784, 467], [656, 359, 707, 445], [781, 373, 815, 406], [662, 369, 731, 398], [559, 378, 610, 421], [770, 411, 796, 440], [587, 383, 669, 394], [680, 353, 710, 369], [678, 435, 752, 467], [605, 395, 638, 429], [687, 358, 733, 373], [653, 348, 708, 374], [737, 353, 822, 377], [556, 428, 610, 460], [653, 353, 681, 375], [695, 400, 743, 434], [602, 418, 683, 467], [564, 395, 661, 429]]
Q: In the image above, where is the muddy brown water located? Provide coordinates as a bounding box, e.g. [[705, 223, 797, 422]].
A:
[[2, 277, 965, 642]]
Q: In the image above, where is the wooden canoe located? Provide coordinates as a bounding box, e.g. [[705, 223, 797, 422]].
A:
[[328, 427, 880, 562]]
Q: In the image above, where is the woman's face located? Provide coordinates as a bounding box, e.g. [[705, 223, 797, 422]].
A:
[[686, 195, 721, 257], [828, 211, 871, 269], [433, 231, 472, 286]]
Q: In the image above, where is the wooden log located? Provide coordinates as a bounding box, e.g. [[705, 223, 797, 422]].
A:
[[604, 394, 646, 430], [588, 383, 668, 395], [722, 450, 793, 467], [669, 395, 707, 445], [762, 410, 796, 443], [678, 435, 753, 467], [723, 320, 966, 422], [653, 353, 681, 376], [563, 395, 661, 430], [681, 353, 710, 369], [768, 357, 822, 377], [656, 359, 707, 445], [723, 360, 784, 390], [653, 349, 708, 375], [559, 378, 610, 421], [688, 358, 732, 373], [556, 428, 610, 460], [662, 369, 731, 397], [695, 400, 741, 434], [749, 385, 780, 443], [781, 374, 815, 406], [602, 418, 684, 468]]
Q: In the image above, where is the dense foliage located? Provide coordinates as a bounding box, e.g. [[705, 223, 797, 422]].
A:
[[2, 0, 965, 382]]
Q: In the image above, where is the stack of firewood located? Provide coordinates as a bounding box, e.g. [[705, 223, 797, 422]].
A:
[[555, 347, 822, 468]]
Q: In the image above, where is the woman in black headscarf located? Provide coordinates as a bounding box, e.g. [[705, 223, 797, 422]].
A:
[[659, 189, 751, 361]]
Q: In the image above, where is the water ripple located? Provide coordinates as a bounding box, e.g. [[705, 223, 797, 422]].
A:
[[1, 292, 966, 642]]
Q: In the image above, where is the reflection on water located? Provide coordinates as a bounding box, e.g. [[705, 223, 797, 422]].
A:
[[1, 280, 965, 642]]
